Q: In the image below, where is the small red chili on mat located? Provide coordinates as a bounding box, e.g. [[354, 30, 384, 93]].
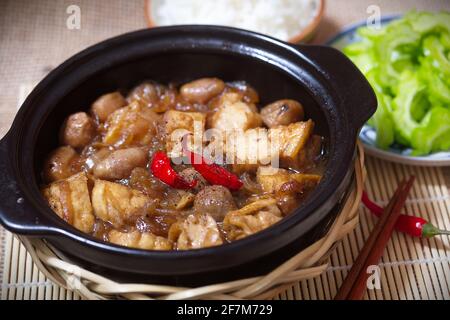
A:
[[362, 191, 450, 238], [182, 135, 243, 191], [150, 151, 197, 189]]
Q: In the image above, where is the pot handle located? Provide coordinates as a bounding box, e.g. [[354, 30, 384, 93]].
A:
[[0, 133, 60, 236], [291, 44, 377, 131]]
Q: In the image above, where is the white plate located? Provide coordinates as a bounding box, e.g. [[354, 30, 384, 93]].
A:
[[326, 16, 450, 167]]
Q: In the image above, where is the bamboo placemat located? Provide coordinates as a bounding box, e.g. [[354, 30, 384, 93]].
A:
[[1, 0, 449, 300]]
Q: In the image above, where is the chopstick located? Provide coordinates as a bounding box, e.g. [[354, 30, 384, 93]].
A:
[[334, 176, 415, 300]]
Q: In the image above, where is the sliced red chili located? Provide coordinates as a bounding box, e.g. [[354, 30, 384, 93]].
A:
[[150, 151, 197, 189], [182, 135, 243, 191]]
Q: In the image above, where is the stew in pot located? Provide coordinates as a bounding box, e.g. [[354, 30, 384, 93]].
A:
[[41, 78, 326, 250]]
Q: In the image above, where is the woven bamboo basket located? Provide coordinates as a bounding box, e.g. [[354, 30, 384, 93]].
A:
[[15, 143, 365, 300]]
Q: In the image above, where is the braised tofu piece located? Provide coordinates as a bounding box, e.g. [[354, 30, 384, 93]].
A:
[[91, 179, 149, 227], [234, 128, 272, 164], [223, 198, 282, 241], [256, 165, 321, 215], [226, 128, 274, 172], [168, 214, 223, 250], [42, 172, 95, 233], [163, 110, 205, 157], [226, 122, 314, 171], [275, 173, 321, 214], [269, 120, 314, 163], [256, 167, 291, 193], [209, 93, 262, 131], [61, 112, 96, 148], [43, 146, 81, 183], [286, 134, 324, 171], [164, 110, 205, 135], [257, 166, 321, 194], [227, 121, 314, 172], [230, 163, 259, 175], [108, 230, 172, 250], [103, 101, 159, 147], [91, 92, 127, 122]]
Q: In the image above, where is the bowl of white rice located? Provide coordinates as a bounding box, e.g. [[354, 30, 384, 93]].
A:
[[145, 0, 324, 43]]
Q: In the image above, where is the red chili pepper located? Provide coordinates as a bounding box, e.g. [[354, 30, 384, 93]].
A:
[[188, 151, 243, 191], [181, 135, 243, 191], [150, 151, 197, 189], [362, 191, 450, 238]]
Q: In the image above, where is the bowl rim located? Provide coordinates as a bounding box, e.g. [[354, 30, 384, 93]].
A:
[[0, 26, 365, 272], [144, 0, 325, 43]]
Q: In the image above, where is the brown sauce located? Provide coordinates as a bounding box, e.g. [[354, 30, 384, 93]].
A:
[[41, 78, 327, 250]]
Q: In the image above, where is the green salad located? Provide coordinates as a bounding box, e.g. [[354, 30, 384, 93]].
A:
[[343, 11, 450, 155]]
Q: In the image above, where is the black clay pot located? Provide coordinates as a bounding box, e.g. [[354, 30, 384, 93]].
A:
[[0, 26, 376, 285]]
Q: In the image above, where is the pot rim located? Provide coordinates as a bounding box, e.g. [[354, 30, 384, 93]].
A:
[[0, 25, 374, 265]]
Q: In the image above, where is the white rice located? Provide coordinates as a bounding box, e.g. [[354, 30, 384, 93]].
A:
[[150, 0, 320, 41]]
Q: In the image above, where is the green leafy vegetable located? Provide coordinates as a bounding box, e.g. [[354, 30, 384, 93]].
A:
[[392, 70, 426, 143], [411, 107, 450, 155], [343, 11, 450, 155], [365, 70, 395, 148]]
